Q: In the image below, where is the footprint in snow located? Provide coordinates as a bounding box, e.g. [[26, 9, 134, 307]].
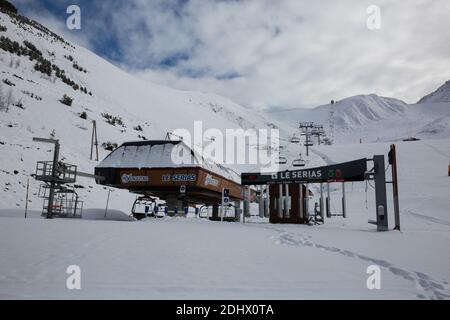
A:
[[272, 229, 450, 300]]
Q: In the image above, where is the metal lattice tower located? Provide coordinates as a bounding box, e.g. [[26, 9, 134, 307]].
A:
[[33, 137, 82, 219], [299, 122, 315, 157]]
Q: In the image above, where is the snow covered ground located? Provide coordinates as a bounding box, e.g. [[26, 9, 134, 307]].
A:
[[1, 138, 449, 300]]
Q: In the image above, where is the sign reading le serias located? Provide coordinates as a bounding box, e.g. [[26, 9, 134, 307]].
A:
[[241, 158, 368, 185]]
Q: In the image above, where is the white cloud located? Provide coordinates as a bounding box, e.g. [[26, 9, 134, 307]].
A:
[[24, 0, 450, 109]]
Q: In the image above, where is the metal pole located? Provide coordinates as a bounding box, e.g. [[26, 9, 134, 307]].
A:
[[24, 178, 29, 219], [305, 183, 309, 219], [74, 192, 79, 218], [391, 145, 400, 231], [284, 184, 290, 218], [342, 182, 347, 218], [90, 121, 95, 161], [243, 196, 245, 223], [326, 182, 331, 218], [265, 184, 270, 218], [319, 183, 324, 220], [306, 134, 309, 157], [278, 184, 283, 218], [220, 189, 224, 222], [94, 121, 99, 161], [299, 183, 304, 221], [104, 189, 111, 218], [47, 140, 60, 219]]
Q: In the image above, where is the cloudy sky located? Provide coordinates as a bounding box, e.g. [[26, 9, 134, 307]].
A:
[[15, 0, 450, 110]]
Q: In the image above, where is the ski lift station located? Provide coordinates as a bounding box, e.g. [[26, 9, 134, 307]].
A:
[[95, 140, 246, 220], [31, 133, 399, 231], [91, 139, 399, 231]]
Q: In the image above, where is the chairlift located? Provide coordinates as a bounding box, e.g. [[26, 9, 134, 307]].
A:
[[292, 154, 306, 167], [132, 196, 156, 219], [304, 139, 314, 147], [290, 136, 301, 144], [276, 156, 288, 165]]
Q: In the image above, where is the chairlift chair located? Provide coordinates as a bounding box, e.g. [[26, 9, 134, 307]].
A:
[[276, 156, 288, 165], [132, 196, 156, 219], [290, 136, 301, 144], [292, 158, 306, 167], [292, 153, 306, 167]]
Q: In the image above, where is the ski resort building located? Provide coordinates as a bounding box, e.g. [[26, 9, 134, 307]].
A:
[[95, 140, 245, 218]]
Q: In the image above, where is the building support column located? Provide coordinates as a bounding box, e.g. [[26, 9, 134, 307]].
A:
[[278, 184, 283, 218], [264, 184, 270, 218], [259, 185, 264, 218]]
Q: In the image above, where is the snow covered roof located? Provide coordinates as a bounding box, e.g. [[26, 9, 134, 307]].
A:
[[96, 140, 240, 183]]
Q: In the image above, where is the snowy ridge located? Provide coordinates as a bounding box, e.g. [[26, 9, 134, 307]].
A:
[[316, 94, 407, 127], [269, 91, 450, 143], [418, 80, 450, 103]]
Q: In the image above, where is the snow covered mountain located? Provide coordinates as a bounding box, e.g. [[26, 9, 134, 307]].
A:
[[316, 94, 408, 127], [0, 9, 280, 211], [418, 80, 450, 103], [270, 91, 450, 143]]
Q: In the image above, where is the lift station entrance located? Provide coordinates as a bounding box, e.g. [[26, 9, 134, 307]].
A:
[[242, 156, 391, 231]]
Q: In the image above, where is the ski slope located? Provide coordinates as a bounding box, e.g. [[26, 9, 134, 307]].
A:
[[1, 138, 449, 300]]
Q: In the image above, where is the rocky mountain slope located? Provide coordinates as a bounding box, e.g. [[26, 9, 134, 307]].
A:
[[269, 88, 450, 143], [0, 9, 279, 211], [418, 80, 450, 104]]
